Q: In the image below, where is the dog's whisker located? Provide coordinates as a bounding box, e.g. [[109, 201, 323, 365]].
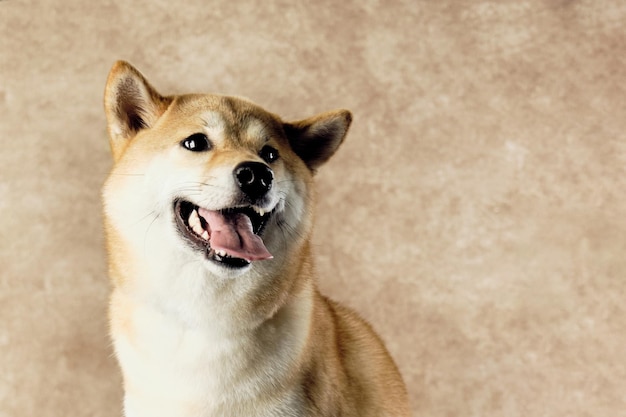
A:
[[131, 210, 159, 227], [142, 212, 160, 256], [109, 172, 146, 177], [276, 179, 298, 185]]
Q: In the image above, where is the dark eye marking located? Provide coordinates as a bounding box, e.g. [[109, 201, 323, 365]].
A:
[[181, 133, 212, 152], [259, 145, 279, 163]]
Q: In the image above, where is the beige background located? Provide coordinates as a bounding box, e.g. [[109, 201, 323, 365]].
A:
[[2, 1, 626, 416]]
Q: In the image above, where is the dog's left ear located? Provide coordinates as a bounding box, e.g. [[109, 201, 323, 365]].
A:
[[284, 110, 352, 172], [104, 61, 172, 161]]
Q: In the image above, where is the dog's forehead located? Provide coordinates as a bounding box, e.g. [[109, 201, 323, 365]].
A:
[[173, 94, 283, 145]]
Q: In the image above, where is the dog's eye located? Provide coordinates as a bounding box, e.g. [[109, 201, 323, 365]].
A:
[[181, 133, 211, 152], [259, 145, 279, 163]]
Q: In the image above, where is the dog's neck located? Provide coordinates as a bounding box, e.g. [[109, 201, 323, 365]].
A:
[[109, 239, 317, 416], [108, 225, 316, 334]]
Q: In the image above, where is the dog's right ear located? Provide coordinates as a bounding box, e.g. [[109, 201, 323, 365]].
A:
[[104, 61, 172, 161], [284, 109, 352, 173]]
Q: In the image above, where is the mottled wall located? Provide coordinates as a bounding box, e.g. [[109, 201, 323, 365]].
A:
[[2, 1, 626, 416]]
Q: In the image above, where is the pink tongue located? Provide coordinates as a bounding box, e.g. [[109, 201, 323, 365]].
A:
[[197, 208, 272, 262]]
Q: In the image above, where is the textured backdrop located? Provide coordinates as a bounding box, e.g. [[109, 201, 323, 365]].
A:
[[2, 1, 626, 416]]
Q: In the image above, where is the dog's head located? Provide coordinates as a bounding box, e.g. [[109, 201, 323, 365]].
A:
[[102, 61, 351, 288]]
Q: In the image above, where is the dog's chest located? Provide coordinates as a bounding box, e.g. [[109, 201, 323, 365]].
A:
[[111, 292, 309, 417]]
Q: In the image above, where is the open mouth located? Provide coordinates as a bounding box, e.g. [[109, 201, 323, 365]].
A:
[[174, 200, 274, 269]]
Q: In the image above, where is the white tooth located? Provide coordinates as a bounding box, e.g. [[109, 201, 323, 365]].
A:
[[201, 230, 209, 240], [189, 209, 201, 228], [188, 209, 206, 236], [259, 208, 265, 216], [191, 220, 203, 234], [216, 250, 226, 257]]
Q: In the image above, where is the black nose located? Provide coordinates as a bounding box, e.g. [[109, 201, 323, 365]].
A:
[[234, 162, 273, 201]]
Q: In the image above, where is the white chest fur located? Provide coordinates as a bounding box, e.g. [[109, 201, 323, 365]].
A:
[[111, 286, 313, 417]]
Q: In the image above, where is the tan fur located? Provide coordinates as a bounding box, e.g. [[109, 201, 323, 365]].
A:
[[103, 61, 410, 417]]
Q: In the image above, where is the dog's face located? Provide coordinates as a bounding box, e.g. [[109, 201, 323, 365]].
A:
[[102, 62, 351, 288]]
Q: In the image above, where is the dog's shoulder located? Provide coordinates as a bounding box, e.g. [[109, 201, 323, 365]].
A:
[[299, 294, 411, 417]]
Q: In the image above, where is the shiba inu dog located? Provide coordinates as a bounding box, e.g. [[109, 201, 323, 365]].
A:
[[102, 61, 410, 417]]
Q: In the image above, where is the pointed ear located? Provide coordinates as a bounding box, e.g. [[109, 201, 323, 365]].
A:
[[103, 61, 172, 161], [284, 110, 352, 172]]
